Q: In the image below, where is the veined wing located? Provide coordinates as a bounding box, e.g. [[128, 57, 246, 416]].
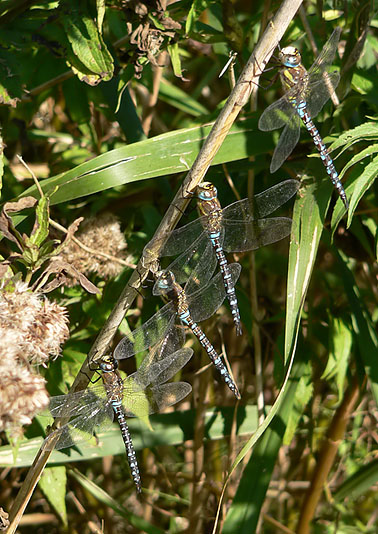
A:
[[122, 382, 192, 417], [155, 218, 204, 258], [258, 94, 297, 131], [222, 217, 293, 252], [128, 347, 193, 389], [113, 305, 177, 360], [307, 28, 341, 82], [48, 385, 107, 417], [187, 262, 242, 323], [43, 401, 114, 450], [270, 114, 301, 172], [222, 179, 299, 220], [164, 234, 218, 288], [306, 71, 340, 119]]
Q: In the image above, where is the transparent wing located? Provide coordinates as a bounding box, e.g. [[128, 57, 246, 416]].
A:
[[44, 401, 114, 450], [222, 179, 299, 220], [157, 218, 204, 257], [270, 115, 301, 172], [222, 217, 293, 252], [307, 28, 341, 81], [113, 304, 177, 360], [306, 71, 340, 118], [164, 234, 218, 289], [47, 386, 107, 417], [129, 347, 193, 389], [122, 381, 192, 417], [258, 94, 297, 131], [187, 262, 242, 323]]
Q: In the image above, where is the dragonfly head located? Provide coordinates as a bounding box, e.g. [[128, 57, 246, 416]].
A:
[[197, 182, 218, 202], [279, 46, 301, 68], [99, 355, 118, 373], [153, 270, 176, 296]]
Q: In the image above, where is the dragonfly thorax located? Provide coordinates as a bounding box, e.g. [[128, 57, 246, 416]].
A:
[[197, 182, 218, 201], [279, 46, 302, 68]]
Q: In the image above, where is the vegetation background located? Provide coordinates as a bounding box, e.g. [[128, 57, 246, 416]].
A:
[[0, 0, 377, 533]]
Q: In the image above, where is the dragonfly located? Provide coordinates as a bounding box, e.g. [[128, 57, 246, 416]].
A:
[[145, 179, 298, 336], [258, 28, 348, 209], [43, 339, 193, 493], [115, 242, 242, 399]]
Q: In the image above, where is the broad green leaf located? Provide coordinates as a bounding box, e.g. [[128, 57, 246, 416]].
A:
[[338, 144, 378, 181], [62, 1, 114, 85], [0, 405, 259, 468], [185, 0, 209, 34], [334, 459, 378, 501], [283, 359, 313, 445], [322, 317, 352, 401], [347, 155, 378, 222], [96, 0, 105, 33], [20, 116, 269, 206], [30, 196, 49, 247], [167, 42, 183, 79], [285, 180, 329, 360], [159, 78, 209, 116], [39, 466, 67, 526], [328, 122, 378, 156]]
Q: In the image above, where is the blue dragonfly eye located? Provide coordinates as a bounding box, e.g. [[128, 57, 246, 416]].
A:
[[279, 46, 301, 68], [197, 183, 218, 201], [100, 357, 117, 372], [155, 271, 175, 293]]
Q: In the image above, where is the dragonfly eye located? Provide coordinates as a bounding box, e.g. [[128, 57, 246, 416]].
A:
[[155, 270, 175, 293], [197, 183, 217, 201], [280, 46, 301, 68]]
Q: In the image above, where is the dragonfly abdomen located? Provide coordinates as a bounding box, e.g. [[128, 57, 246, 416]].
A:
[[179, 309, 241, 399], [209, 233, 242, 335], [296, 100, 348, 209], [112, 402, 142, 493]]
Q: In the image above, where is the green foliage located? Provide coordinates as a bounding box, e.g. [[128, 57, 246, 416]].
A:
[[0, 1, 377, 533]]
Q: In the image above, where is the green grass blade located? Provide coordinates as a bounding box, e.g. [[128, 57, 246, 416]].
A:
[[20, 116, 270, 205], [0, 405, 260, 468]]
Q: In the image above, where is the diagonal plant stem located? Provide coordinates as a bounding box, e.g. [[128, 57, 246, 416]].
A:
[[8, 3, 301, 530]]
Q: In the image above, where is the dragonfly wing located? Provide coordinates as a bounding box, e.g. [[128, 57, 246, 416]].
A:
[[222, 217, 293, 252], [122, 382, 192, 417], [47, 386, 106, 417], [308, 28, 341, 80], [259, 94, 296, 131], [152, 219, 204, 258], [44, 401, 114, 450], [128, 347, 193, 389], [270, 115, 301, 172], [164, 233, 217, 289], [222, 179, 299, 220], [188, 262, 242, 323], [113, 304, 175, 360], [306, 71, 340, 118]]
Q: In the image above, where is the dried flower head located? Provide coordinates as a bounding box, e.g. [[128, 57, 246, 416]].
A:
[[0, 280, 69, 365], [57, 213, 128, 283], [0, 362, 49, 432]]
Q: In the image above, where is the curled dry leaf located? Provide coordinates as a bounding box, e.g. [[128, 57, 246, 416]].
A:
[[0, 197, 39, 251], [41, 258, 99, 294], [3, 197, 37, 213]]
